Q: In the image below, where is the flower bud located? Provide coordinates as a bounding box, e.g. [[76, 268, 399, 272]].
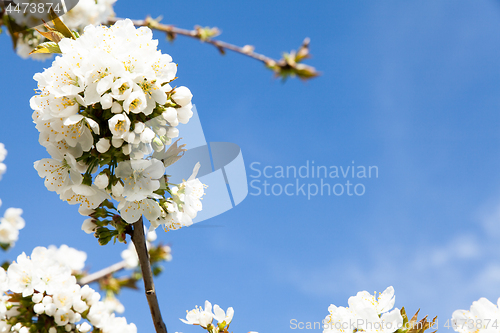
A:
[[73, 312, 82, 323], [172, 86, 193, 107], [95, 227, 115, 245], [134, 122, 145, 133], [32, 293, 43, 303], [79, 207, 95, 217], [178, 104, 193, 124], [156, 127, 167, 137], [73, 299, 88, 313], [112, 182, 124, 196], [77, 322, 92, 333], [94, 173, 109, 189], [45, 303, 57, 316], [33, 303, 45, 314], [152, 137, 164, 152], [122, 144, 131, 155], [162, 107, 177, 123], [141, 127, 155, 143], [100, 94, 113, 109], [81, 218, 98, 234], [111, 102, 123, 114], [96, 138, 111, 153], [111, 137, 123, 148], [166, 127, 179, 138]]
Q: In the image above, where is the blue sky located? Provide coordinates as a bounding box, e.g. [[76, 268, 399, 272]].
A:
[[1, 0, 500, 332]]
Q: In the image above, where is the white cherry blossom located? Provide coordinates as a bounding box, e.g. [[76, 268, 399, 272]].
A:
[[213, 304, 234, 326], [180, 300, 214, 328], [2, 246, 136, 332], [34, 153, 85, 195], [323, 287, 403, 333], [115, 158, 165, 202], [118, 199, 162, 224], [452, 297, 500, 333]]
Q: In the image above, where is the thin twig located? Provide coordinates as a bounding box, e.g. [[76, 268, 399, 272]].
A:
[[108, 16, 275, 66], [108, 16, 320, 80], [132, 216, 168, 333], [79, 260, 128, 285]]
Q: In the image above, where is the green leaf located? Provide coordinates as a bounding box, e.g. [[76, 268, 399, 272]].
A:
[[49, 8, 75, 39], [29, 41, 61, 55], [0, 243, 10, 251], [35, 28, 63, 43], [0, 261, 10, 271]]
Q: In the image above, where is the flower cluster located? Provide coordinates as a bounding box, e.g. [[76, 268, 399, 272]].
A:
[[1, 245, 137, 332], [323, 286, 403, 333], [31, 19, 205, 241], [452, 297, 500, 333], [149, 163, 206, 232], [6, 0, 117, 59], [181, 300, 234, 333], [0, 144, 25, 249]]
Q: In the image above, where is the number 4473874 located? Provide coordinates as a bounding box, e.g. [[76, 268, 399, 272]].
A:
[[444, 318, 499, 330], [4, 2, 61, 14]]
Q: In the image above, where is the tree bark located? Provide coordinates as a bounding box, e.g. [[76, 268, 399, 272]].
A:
[[132, 217, 168, 333]]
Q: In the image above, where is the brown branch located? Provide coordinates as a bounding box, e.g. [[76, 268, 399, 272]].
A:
[[108, 16, 273, 64], [0, 13, 319, 79], [131, 216, 168, 333], [78, 260, 128, 285], [107, 16, 320, 80]]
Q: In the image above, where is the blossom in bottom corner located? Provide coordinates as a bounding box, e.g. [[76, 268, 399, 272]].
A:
[[324, 286, 403, 333], [452, 297, 500, 333], [180, 301, 235, 333], [213, 304, 234, 328], [180, 300, 214, 329], [2, 246, 136, 332]]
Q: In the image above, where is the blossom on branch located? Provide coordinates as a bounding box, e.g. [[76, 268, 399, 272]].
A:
[[1, 245, 136, 332], [151, 163, 206, 232], [180, 300, 234, 333], [323, 286, 403, 333], [31, 19, 206, 239]]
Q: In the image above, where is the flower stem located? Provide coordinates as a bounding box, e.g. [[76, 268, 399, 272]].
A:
[[132, 216, 168, 333]]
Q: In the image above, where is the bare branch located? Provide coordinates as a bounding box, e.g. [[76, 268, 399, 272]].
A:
[[78, 260, 128, 285], [107, 16, 320, 80], [131, 217, 168, 333]]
